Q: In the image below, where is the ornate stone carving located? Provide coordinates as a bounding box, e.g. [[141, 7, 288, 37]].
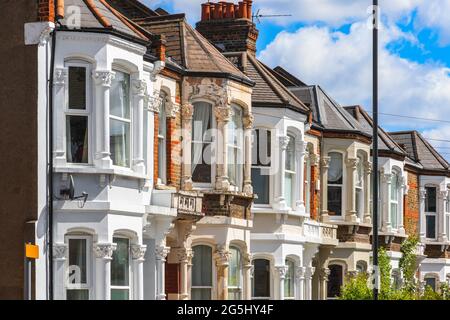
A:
[[214, 106, 232, 123], [188, 80, 230, 109], [321, 156, 331, 168], [420, 189, 427, 200], [131, 244, 147, 260], [243, 114, 254, 130], [319, 267, 331, 281], [242, 253, 252, 267], [181, 103, 194, 120], [54, 68, 68, 86], [155, 245, 170, 261], [381, 173, 393, 183], [93, 71, 115, 87], [346, 157, 359, 169], [439, 190, 449, 200], [214, 245, 231, 266], [305, 266, 316, 278], [148, 92, 163, 113], [132, 79, 147, 97], [93, 243, 117, 259], [279, 136, 290, 150], [275, 266, 288, 279], [295, 266, 306, 279], [310, 154, 320, 166], [176, 248, 194, 264], [364, 161, 372, 174], [167, 102, 180, 118], [53, 243, 68, 260]]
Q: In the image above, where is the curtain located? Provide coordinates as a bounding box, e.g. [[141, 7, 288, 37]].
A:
[[68, 239, 87, 284], [328, 153, 343, 183], [192, 103, 211, 174], [66, 116, 73, 162]]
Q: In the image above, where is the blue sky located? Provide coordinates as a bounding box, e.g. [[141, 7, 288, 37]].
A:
[[143, 0, 450, 158]]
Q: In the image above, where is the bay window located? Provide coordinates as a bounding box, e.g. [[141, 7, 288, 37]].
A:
[[191, 245, 213, 300], [192, 102, 213, 184], [158, 93, 168, 184], [66, 236, 91, 300], [228, 246, 243, 300], [111, 237, 130, 300], [285, 135, 296, 208], [390, 171, 400, 229], [328, 152, 343, 216], [425, 186, 437, 239], [110, 70, 131, 168], [356, 155, 364, 219], [227, 105, 244, 191], [251, 128, 271, 204], [66, 64, 90, 164], [284, 259, 295, 300]]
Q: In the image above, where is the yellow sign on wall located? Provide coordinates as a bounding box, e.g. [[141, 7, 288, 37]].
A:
[[25, 244, 39, 259]]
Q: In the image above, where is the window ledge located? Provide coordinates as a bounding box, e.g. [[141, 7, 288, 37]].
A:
[[54, 165, 148, 180]]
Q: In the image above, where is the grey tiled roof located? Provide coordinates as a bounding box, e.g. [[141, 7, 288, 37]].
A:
[[344, 106, 405, 155], [60, 0, 150, 42], [389, 131, 450, 171]]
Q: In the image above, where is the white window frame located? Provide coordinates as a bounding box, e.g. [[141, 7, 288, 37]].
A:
[[284, 259, 295, 300], [111, 236, 132, 300], [64, 61, 92, 165], [328, 151, 345, 220], [425, 186, 438, 240], [284, 134, 296, 209], [110, 67, 132, 169], [191, 102, 216, 190], [227, 105, 244, 192], [65, 235, 92, 300], [251, 127, 272, 207], [424, 274, 439, 292], [157, 92, 168, 185], [228, 246, 243, 300], [355, 154, 364, 220], [390, 170, 401, 231]]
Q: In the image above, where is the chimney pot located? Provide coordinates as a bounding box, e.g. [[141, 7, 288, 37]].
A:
[[201, 3, 211, 21], [219, 2, 228, 18], [213, 3, 222, 19], [227, 3, 235, 18], [239, 2, 248, 19], [210, 3, 216, 19], [56, 0, 65, 20], [247, 0, 253, 20]]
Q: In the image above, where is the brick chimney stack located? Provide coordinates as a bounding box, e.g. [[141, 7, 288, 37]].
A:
[[196, 0, 259, 56]]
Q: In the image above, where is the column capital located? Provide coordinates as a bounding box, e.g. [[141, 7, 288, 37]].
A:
[[345, 157, 359, 169], [181, 103, 194, 119], [275, 265, 288, 279], [54, 68, 68, 87], [132, 79, 147, 97], [439, 190, 449, 200], [214, 105, 232, 123], [176, 248, 194, 264], [420, 188, 427, 200], [131, 244, 147, 261], [155, 245, 170, 261], [305, 266, 316, 279], [364, 161, 372, 174], [310, 154, 320, 167], [319, 267, 330, 281], [382, 173, 393, 183], [214, 245, 231, 266], [295, 266, 306, 279], [321, 156, 331, 168], [243, 114, 254, 130], [53, 243, 68, 260], [279, 135, 290, 150], [93, 243, 117, 260], [93, 70, 115, 87]]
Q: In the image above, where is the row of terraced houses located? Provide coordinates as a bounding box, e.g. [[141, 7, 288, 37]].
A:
[[1, 0, 450, 300]]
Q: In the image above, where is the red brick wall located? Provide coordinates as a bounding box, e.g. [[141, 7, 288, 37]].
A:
[[405, 171, 420, 236], [165, 263, 180, 295], [37, 0, 55, 22]]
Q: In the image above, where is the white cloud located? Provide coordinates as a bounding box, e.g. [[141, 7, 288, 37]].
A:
[[415, 0, 450, 46]]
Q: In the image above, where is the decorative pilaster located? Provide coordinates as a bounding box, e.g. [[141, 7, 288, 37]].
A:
[[345, 158, 358, 222], [131, 244, 147, 300], [214, 245, 231, 300], [382, 173, 393, 232], [93, 243, 117, 300], [363, 161, 372, 224], [53, 243, 68, 300], [243, 114, 254, 195], [274, 136, 290, 210], [275, 266, 288, 300], [93, 71, 115, 169], [132, 79, 146, 174], [53, 68, 68, 167], [295, 266, 306, 300], [242, 253, 252, 300], [419, 189, 427, 241], [181, 103, 194, 190], [155, 245, 170, 300], [176, 248, 194, 300], [215, 106, 232, 191], [319, 267, 330, 300], [439, 190, 448, 242], [304, 267, 315, 300], [321, 157, 331, 222]]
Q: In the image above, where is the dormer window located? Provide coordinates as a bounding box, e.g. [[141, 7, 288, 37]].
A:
[[110, 70, 131, 168], [66, 63, 90, 164]]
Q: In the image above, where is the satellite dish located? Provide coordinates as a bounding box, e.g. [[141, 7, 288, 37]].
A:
[[59, 175, 88, 206], [68, 175, 75, 200]]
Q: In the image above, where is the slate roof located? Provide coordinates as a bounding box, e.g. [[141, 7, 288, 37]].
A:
[[344, 105, 405, 155], [59, 0, 150, 43], [389, 131, 450, 172], [223, 52, 309, 113]]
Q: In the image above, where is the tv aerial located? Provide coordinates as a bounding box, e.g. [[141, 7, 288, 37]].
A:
[[59, 175, 88, 207], [252, 9, 292, 24]]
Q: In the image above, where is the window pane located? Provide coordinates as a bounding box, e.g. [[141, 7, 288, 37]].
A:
[[158, 96, 167, 136], [68, 239, 87, 284], [110, 71, 130, 119], [285, 172, 294, 208], [66, 115, 88, 163], [228, 247, 241, 288], [284, 260, 294, 298], [306, 158, 312, 214], [192, 103, 212, 183], [391, 203, 398, 229], [192, 246, 212, 287], [328, 153, 343, 184], [328, 186, 342, 216], [426, 187, 437, 212], [327, 265, 343, 298], [356, 188, 363, 218], [425, 278, 436, 292], [111, 238, 129, 287], [253, 259, 270, 298], [426, 216, 436, 239], [191, 288, 211, 300], [285, 135, 295, 171], [68, 67, 86, 110], [228, 289, 241, 300], [391, 173, 399, 201], [66, 289, 89, 300], [356, 156, 363, 188], [110, 119, 130, 167], [158, 136, 166, 184], [253, 129, 271, 166], [111, 289, 129, 300], [252, 168, 270, 204]]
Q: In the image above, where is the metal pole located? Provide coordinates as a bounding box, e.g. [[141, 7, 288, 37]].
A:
[[372, 0, 379, 300]]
